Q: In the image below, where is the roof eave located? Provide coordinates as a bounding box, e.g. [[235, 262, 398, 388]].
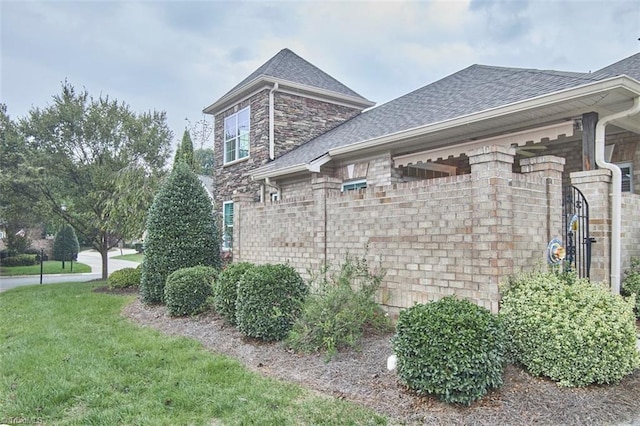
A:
[[203, 76, 375, 116]]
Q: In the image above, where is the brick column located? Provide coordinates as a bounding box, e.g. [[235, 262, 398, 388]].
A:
[[520, 155, 565, 243], [570, 170, 611, 284], [232, 192, 254, 262], [468, 145, 515, 313], [311, 176, 341, 270]]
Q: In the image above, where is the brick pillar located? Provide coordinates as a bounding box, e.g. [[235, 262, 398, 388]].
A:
[[570, 170, 611, 284], [311, 176, 341, 269], [468, 145, 515, 313], [232, 192, 254, 262], [520, 155, 565, 243]]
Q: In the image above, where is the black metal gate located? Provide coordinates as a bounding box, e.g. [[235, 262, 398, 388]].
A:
[[563, 186, 595, 278]]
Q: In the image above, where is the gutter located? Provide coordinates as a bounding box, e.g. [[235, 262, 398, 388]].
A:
[[594, 96, 640, 294], [269, 82, 279, 160]]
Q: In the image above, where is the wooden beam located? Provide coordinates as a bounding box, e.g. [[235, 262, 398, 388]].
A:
[[582, 112, 598, 171]]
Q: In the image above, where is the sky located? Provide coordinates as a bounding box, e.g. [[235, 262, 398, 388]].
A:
[[1, 0, 639, 153]]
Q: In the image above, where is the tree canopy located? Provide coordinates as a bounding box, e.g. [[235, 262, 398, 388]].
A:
[[0, 83, 172, 279]]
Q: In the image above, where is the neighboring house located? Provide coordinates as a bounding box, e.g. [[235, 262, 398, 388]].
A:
[[205, 49, 640, 315]]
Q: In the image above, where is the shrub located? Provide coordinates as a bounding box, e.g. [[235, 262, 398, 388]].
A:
[[140, 161, 221, 304], [108, 267, 141, 290], [53, 224, 79, 263], [500, 271, 639, 387], [287, 255, 392, 359], [164, 266, 218, 317], [1, 254, 37, 267], [236, 264, 308, 341], [213, 262, 255, 326], [621, 258, 640, 318], [392, 296, 504, 406]]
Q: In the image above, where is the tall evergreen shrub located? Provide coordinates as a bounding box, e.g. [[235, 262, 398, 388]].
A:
[[140, 161, 220, 304], [52, 224, 79, 268]]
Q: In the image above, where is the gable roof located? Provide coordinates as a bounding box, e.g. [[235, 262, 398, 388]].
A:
[[253, 53, 640, 179], [204, 49, 374, 115], [593, 52, 640, 81]]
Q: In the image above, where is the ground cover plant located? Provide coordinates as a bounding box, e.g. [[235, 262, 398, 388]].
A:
[[500, 270, 639, 387], [0, 261, 90, 276], [0, 282, 386, 425], [287, 255, 392, 359], [392, 296, 505, 405]]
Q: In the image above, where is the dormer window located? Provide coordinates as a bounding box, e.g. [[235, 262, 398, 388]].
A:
[[224, 106, 250, 164]]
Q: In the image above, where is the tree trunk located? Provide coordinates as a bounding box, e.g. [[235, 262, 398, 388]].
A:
[[100, 232, 109, 280]]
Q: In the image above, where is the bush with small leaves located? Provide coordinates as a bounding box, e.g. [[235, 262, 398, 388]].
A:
[[287, 255, 392, 359], [164, 266, 218, 317], [1, 254, 37, 267], [392, 296, 505, 406], [621, 258, 640, 318], [213, 262, 255, 326], [500, 271, 639, 387], [236, 264, 308, 341], [108, 267, 141, 290]]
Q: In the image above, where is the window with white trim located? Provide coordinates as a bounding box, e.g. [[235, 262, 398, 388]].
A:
[[224, 107, 250, 164], [618, 163, 633, 193], [222, 201, 234, 250], [341, 179, 367, 192]]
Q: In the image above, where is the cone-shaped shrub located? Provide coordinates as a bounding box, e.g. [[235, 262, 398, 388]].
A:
[[140, 161, 220, 304], [392, 296, 505, 406], [53, 224, 79, 263]]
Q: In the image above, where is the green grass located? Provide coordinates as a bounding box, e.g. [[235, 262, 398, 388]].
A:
[[111, 253, 144, 263], [0, 282, 386, 425], [0, 261, 91, 276]]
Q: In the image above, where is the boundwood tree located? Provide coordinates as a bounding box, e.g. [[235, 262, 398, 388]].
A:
[[140, 161, 221, 304], [4, 83, 172, 279], [53, 224, 79, 269]]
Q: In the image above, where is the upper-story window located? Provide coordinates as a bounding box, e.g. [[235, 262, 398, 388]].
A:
[[224, 107, 250, 164], [618, 163, 633, 193]]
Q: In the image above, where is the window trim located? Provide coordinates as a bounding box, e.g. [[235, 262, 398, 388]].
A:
[[617, 162, 633, 193], [222, 201, 234, 251], [223, 106, 250, 164], [341, 179, 367, 192]]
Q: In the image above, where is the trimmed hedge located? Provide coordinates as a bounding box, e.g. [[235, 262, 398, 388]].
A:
[[164, 266, 218, 317], [1, 254, 37, 267], [500, 271, 639, 387], [236, 264, 308, 341], [621, 258, 640, 318], [140, 161, 221, 304], [213, 262, 255, 326], [108, 267, 141, 290], [392, 296, 505, 405]]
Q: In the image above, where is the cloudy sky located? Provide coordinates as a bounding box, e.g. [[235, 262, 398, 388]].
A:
[[1, 0, 639, 152]]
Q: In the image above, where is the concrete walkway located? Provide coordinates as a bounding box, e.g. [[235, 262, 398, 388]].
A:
[[0, 248, 141, 292]]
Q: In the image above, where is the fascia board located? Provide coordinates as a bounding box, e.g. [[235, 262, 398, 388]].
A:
[[204, 77, 375, 115], [328, 76, 640, 157], [252, 163, 308, 181]]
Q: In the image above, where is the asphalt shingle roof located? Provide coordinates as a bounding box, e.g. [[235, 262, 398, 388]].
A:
[[593, 52, 640, 81], [221, 48, 370, 102]]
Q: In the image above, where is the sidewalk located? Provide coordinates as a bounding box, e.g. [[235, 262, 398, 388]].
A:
[[0, 248, 141, 292]]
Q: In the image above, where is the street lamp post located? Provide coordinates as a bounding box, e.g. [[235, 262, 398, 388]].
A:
[[39, 248, 44, 285]]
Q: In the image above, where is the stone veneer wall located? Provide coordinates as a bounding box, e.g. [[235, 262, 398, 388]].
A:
[[233, 146, 565, 316]]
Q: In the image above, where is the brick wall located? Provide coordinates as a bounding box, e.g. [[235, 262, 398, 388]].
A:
[[234, 146, 565, 315], [621, 193, 640, 269]]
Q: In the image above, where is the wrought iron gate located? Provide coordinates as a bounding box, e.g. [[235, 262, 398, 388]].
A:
[[563, 186, 595, 278]]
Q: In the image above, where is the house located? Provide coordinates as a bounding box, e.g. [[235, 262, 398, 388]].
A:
[[204, 49, 640, 315]]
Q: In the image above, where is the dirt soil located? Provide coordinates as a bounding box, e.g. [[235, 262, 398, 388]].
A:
[[121, 297, 640, 426]]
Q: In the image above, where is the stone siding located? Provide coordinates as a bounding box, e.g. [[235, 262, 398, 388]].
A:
[[234, 146, 565, 316]]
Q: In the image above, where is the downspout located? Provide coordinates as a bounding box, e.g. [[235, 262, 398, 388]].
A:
[[269, 82, 279, 160], [594, 96, 640, 294]]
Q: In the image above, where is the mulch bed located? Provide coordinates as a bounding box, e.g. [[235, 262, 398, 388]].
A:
[[112, 294, 640, 425]]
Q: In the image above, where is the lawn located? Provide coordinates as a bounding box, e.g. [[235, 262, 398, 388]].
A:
[[0, 261, 91, 276], [0, 282, 386, 425], [111, 252, 144, 263]]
